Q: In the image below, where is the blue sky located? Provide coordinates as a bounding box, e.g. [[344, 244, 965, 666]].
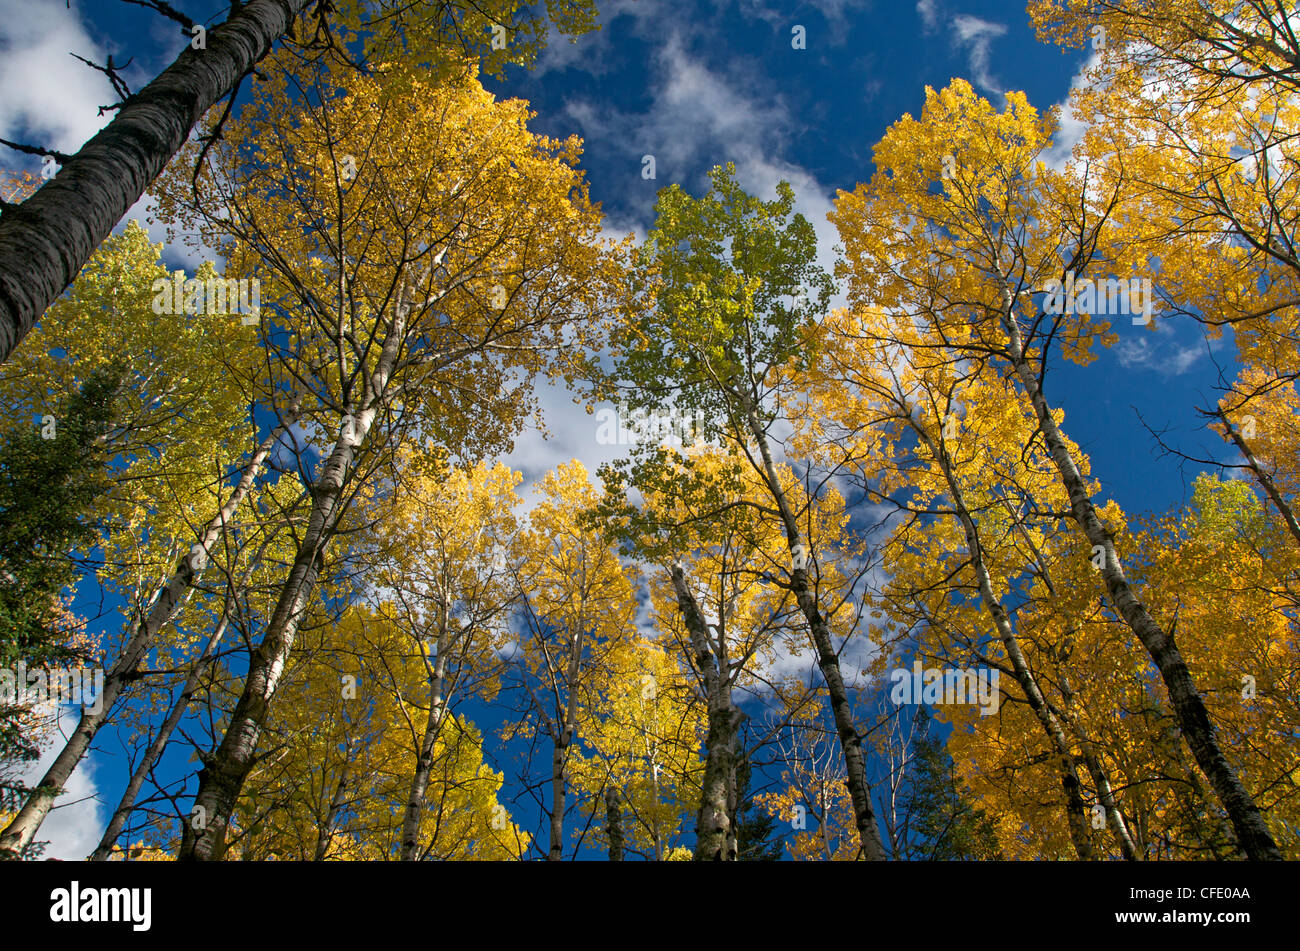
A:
[[0, 0, 1246, 858]]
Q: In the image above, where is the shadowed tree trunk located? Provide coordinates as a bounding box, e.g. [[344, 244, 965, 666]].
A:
[[0, 416, 294, 859], [0, 0, 311, 363], [739, 399, 889, 861], [605, 787, 624, 861], [915, 423, 1098, 859], [90, 610, 231, 861], [179, 322, 402, 861], [999, 293, 1281, 861], [670, 562, 740, 861]]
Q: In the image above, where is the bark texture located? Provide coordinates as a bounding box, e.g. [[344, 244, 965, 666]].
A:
[[90, 613, 230, 861], [400, 644, 447, 861], [180, 324, 400, 860], [0, 0, 311, 363], [0, 419, 290, 859], [670, 562, 740, 861], [605, 788, 624, 861], [999, 301, 1281, 860]]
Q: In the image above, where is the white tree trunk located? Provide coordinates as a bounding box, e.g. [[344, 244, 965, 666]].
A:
[[0, 418, 291, 859]]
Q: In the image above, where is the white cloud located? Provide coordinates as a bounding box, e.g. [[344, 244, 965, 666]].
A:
[[917, 0, 940, 33], [561, 33, 838, 278], [950, 14, 1008, 94], [1042, 51, 1101, 171], [15, 708, 104, 860], [0, 0, 116, 162], [1115, 336, 1204, 375]]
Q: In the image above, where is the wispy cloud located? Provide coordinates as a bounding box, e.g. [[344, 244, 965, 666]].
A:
[[916, 0, 940, 33], [1116, 336, 1204, 376], [16, 708, 104, 859], [950, 14, 1008, 94]]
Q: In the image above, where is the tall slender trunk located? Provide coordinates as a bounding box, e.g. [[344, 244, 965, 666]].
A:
[[645, 737, 665, 861], [548, 731, 567, 860], [999, 299, 1281, 860], [1080, 746, 1140, 860], [315, 745, 354, 861], [177, 410, 375, 860], [1007, 507, 1141, 860], [0, 0, 311, 363], [919, 425, 1096, 858], [740, 401, 888, 860], [400, 644, 447, 861], [605, 788, 624, 861], [670, 562, 739, 861], [0, 417, 292, 859], [179, 315, 401, 861], [1219, 409, 1300, 548], [90, 612, 231, 861], [547, 629, 585, 861]]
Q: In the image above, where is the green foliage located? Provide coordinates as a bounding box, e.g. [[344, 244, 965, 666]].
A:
[[735, 756, 783, 861], [612, 162, 834, 430], [900, 709, 1002, 860], [0, 364, 122, 763]]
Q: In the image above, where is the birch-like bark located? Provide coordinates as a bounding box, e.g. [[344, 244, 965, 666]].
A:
[[90, 613, 231, 861], [998, 298, 1281, 860], [547, 631, 585, 861], [0, 0, 311, 363], [1081, 747, 1140, 860], [1006, 510, 1141, 860], [605, 788, 624, 861], [918, 426, 1095, 858], [400, 636, 447, 861], [0, 416, 292, 859], [739, 401, 888, 861], [670, 562, 739, 861], [1219, 410, 1300, 548], [179, 320, 403, 860]]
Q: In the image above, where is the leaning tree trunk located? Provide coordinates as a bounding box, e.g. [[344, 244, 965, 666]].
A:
[[998, 297, 1281, 861], [1050, 618, 1141, 860], [177, 411, 376, 860], [1007, 511, 1141, 860], [1218, 408, 1300, 548], [919, 426, 1097, 859], [0, 0, 312, 364], [740, 401, 889, 861], [669, 562, 740, 861], [179, 305, 404, 862], [90, 611, 231, 861], [0, 417, 292, 859]]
